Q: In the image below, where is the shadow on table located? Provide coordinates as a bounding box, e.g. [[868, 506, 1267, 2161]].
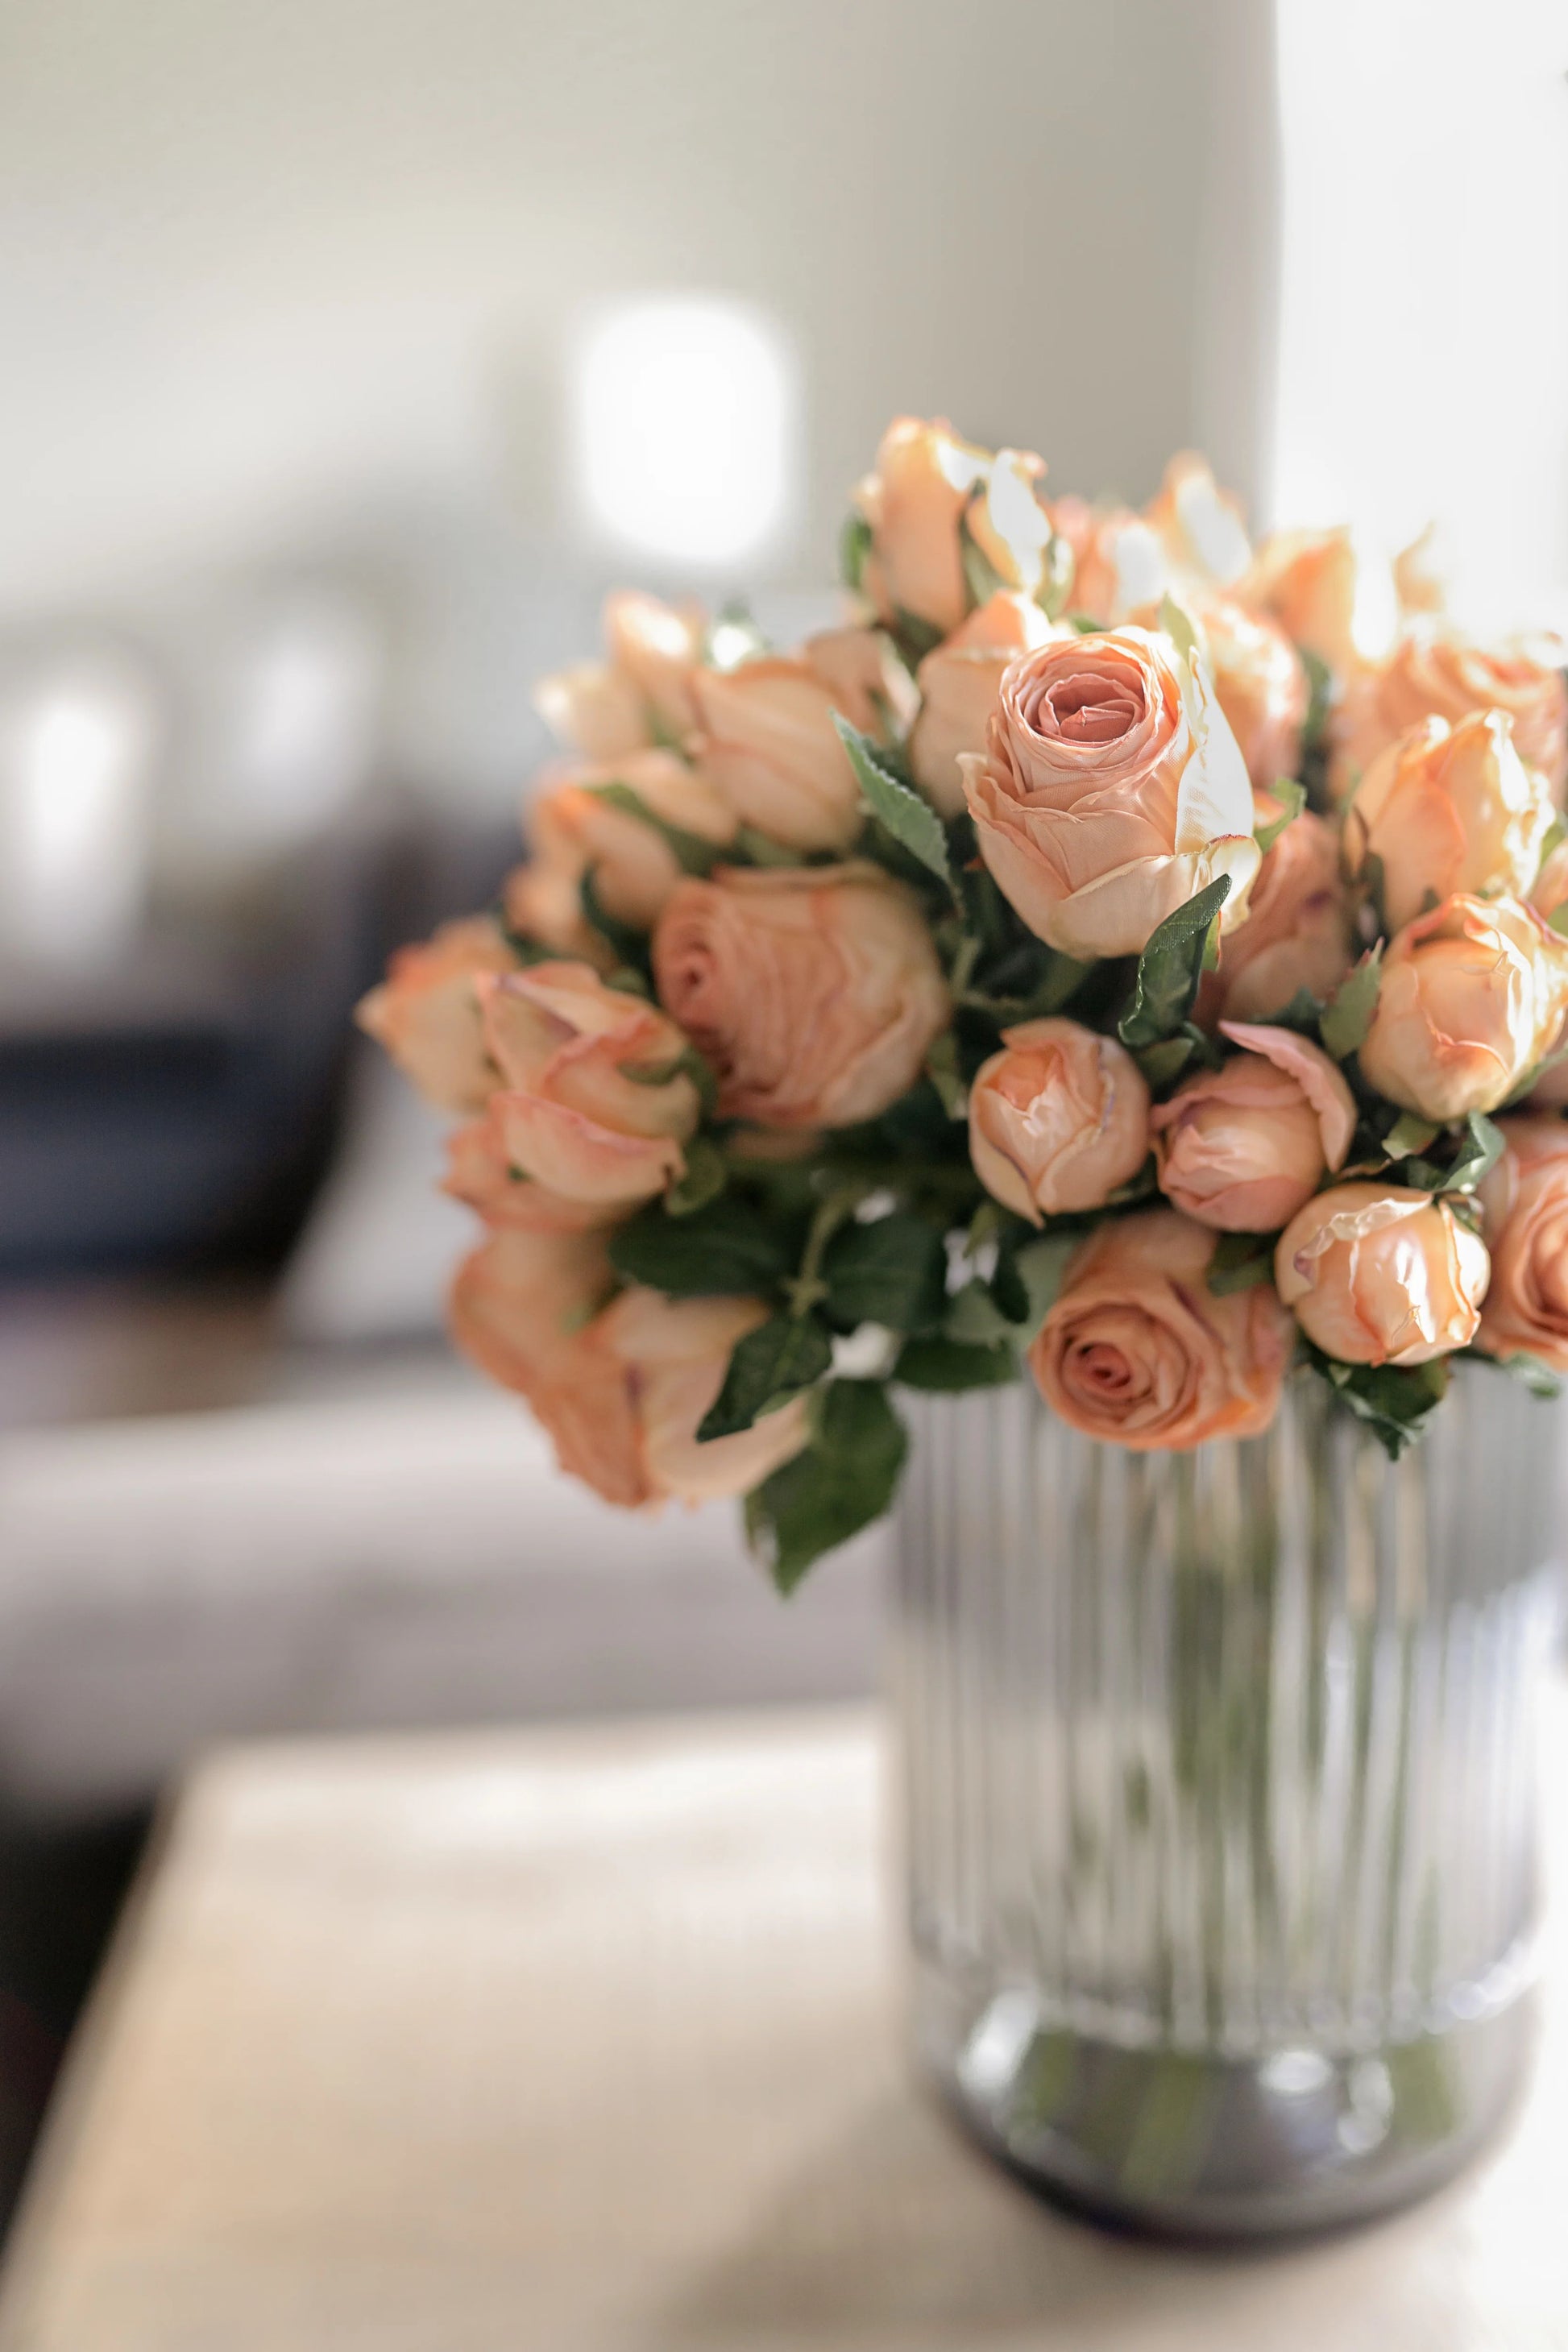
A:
[[656, 2085, 1458, 2349]]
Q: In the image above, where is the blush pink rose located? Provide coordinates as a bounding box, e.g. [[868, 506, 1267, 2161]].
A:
[[1358, 894, 1568, 1122], [513, 749, 736, 935], [1030, 1208, 1292, 1450], [1475, 1117, 1568, 1370], [1143, 454, 1251, 589], [1151, 1022, 1356, 1232], [1344, 711, 1557, 935], [1198, 799, 1354, 1023], [1332, 620, 1568, 801], [1051, 498, 1168, 625], [653, 864, 949, 1129], [908, 592, 1064, 815], [478, 962, 700, 1206], [960, 625, 1261, 957], [854, 418, 1055, 637], [355, 916, 520, 1114], [1193, 596, 1309, 790], [688, 628, 909, 853], [1238, 527, 1359, 671], [449, 1226, 617, 1404], [969, 1018, 1150, 1222], [1274, 1184, 1489, 1366], [534, 591, 703, 761]]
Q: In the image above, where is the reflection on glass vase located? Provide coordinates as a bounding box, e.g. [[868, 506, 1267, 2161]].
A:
[[895, 1364, 1563, 2238]]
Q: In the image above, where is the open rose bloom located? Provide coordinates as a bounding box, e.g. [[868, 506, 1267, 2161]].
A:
[[357, 412, 1568, 1586]]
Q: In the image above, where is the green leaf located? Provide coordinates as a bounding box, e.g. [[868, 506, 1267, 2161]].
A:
[[821, 1213, 949, 1337], [579, 868, 653, 980], [960, 515, 1006, 611], [833, 714, 953, 889], [1549, 904, 1568, 940], [745, 1379, 907, 1595], [1402, 1110, 1504, 1197], [943, 1279, 1014, 1343], [1537, 815, 1566, 877], [1305, 1348, 1449, 1461], [924, 1029, 966, 1118], [1206, 1231, 1276, 1296], [1382, 1111, 1440, 1160], [608, 1195, 799, 1297], [1157, 592, 1201, 662], [732, 823, 802, 868], [1475, 1350, 1564, 1400], [1012, 1233, 1077, 1334], [664, 1134, 728, 1217], [1255, 777, 1306, 857], [840, 511, 873, 594], [698, 1312, 833, 1441], [989, 1243, 1031, 1326], [889, 607, 945, 663], [1117, 877, 1233, 1050], [894, 1334, 1019, 1391], [617, 1045, 718, 1116], [587, 782, 721, 877], [1067, 612, 1103, 636], [1319, 944, 1383, 1061], [1134, 1035, 1197, 1089]]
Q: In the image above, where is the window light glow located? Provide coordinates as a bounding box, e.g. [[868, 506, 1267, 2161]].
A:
[[570, 297, 797, 570]]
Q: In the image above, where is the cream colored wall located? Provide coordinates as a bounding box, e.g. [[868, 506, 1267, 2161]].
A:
[[0, 0, 1277, 620]]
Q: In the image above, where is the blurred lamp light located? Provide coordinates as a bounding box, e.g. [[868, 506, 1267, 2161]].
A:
[[225, 591, 383, 849], [1, 660, 157, 970], [570, 297, 797, 570]]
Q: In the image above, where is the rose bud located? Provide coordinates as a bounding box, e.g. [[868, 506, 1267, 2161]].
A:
[[502, 854, 615, 973], [1051, 497, 1168, 625], [1357, 895, 1568, 1122], [534, 591, 703, 761], [478, 963, 701, 1206], [1343, 711, 1557, 935], [909, 592, 1064, 815], [653, 863, 950, 1128], [449, 1226, 616, 1400], [1526, 845, 1568, 1106], [1274, 1184, 1489, 1366], [1238, 526, 1359, 672], [1198, 799, 1354, 1023], [1475, 1117, 1568, 1369], [518, 749, 736, 932], [355, 916, 520, 1114], [969, 1018, 1151, 1223], [1192, 596, 1308, 790], [1152, 1023, 1356, 1232], [442, 1113, 616, 1232], [1331, 620, 1568, 801], [1143, 453, 1251, 588], [960, 625, 1260, 958], [688, 627, 908, 854], [585, 1288, 812, 1505], [1030, 1208, 1292, 1450], [852, 417, 1049, 638]]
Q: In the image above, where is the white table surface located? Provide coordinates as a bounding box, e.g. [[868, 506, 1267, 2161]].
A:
[[0, 1704, 1564, 2350]]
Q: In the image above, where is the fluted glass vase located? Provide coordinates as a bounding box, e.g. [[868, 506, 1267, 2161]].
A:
[[894, 1364, 1563, 2238]]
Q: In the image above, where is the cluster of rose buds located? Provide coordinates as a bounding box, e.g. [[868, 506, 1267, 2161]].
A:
[[359, 413, 1568, 1568]]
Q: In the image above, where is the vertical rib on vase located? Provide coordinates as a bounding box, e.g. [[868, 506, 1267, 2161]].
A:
[[895, 1365, 1563, 2238]]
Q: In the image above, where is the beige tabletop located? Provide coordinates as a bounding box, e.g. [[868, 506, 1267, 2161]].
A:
[[0, 1705, 1564, 2351]]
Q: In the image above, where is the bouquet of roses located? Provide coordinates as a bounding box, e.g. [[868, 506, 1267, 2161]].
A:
[[359, 416, 1568, 1587]]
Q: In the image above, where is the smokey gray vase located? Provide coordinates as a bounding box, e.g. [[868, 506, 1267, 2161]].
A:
[[894, 1365, 1563, 2238]]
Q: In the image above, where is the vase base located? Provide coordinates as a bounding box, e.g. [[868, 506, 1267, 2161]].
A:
[[912, 1959, 1537, 2242]]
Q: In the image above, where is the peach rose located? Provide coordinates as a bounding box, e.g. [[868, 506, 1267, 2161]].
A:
[[1274, 1184, 1489, 1366], [442, 1113, 614, 1231], [514, 749, 736, 935], [1144, 454, 1251, 588], [1332, 620, 1568, 801], [969, 1018, 1151, 1223], [450, 1226, 616, 1401], [852, 417, 1055, 636], [1198, 800, 1354, 1023], [908, 592, 1064, 815], [1238, 527, 1359, 672], [687, 629, 905, 853], [1344, 711, 1557, 935], [1193, 597, 1308, 790], [1052, 498, 1168, 624], [355, 916, 519, 1114], [1475, 1117, 1568, 1368], [534, 591, 703, 759], [653, 863, 949, 1128], [478, 962, 700, 1205], [1151, 1021, 1355, 1232], [1358, 895, 1568, 1122], [1030, 1208, 1292, 1450], [960, 625, 1260, 957], [1526, 845, 1568, 1106]]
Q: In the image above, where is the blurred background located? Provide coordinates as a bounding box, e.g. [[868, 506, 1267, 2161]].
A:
[[0, 0, 1565, 2228]]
